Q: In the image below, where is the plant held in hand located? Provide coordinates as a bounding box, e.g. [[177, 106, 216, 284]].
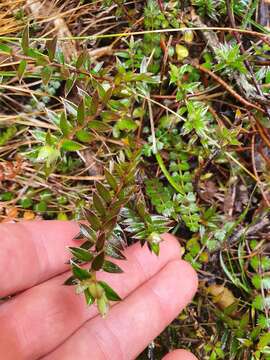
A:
[[65, 153, 170, 316]]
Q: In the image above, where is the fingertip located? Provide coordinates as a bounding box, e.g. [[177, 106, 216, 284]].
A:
[[168, 259, 198, 300], [156, 259, 197, 317], [178, 259, 199, 297], [145, 259, 198, 327], [160, 233, 183, 257], [46, 220, 80, 234], [161, 233, 180, 244], [44, 220, 81, 245], [162, 349, 198, 360], [20, 220, 80, 237]]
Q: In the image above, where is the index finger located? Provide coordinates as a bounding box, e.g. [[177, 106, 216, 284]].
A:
[[0, 221, 79, 297]]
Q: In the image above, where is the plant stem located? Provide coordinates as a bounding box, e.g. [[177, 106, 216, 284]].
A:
[[155, 152, 184, 195], [1, 26, 270, 42]]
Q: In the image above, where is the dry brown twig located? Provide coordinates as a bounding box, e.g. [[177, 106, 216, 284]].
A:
[[191, 61, 265, 112]]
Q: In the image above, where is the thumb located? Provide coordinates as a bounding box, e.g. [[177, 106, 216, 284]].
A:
[[162, 349, 198, 360]]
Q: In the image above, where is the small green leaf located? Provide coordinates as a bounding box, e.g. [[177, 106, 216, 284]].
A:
[[93, 193, 106, 216], [77, 99, 85, 125], [75, 129, 94, 143], [114, 163, 125, 177], [0, 192, 13, 201], [102, 87, 113, 105], [65, 74, 76, 96], [19, 197, 33, 209], [69, 246, 94, 262], [27, 48, 49, 64], [46, 35, 57, 62], [113, 118, 138, 137], [31, 130, 46, 142], [96, 182, 112, 203], [0, 43, 12, 54], [84, 288, 95, 305], [37, 145, 60, 165], [258, 332, 270, 350], [78, 224, 97, 243], [103, 216, 117, 233], [94, 80, 106, 99], [252, 295, 264, 310], [98, 281, 121, 301], [104, 169, 118, 191], [105, 243, 126, 260], [41, 65, 52, 85], [103, 260, 123, 273], [61, 139, 83, 151], [97, 294, 109, 316], [45, 130, 54, 145], [136, 199, 147, 218], [88, 121, 111, 132], [21, 24, 29, 54], [95, 233, 106, 252], [71, 262, 91, 280], [17, 59, 27, 82], [252, 274, 261, 289], [76, 50, 88, 69], [34, 200, 48, 212], [91, 251, 105, 271], [150, 242, 160, 256], [59, 112, 70, 137], [89, 94, 98, 116], [80, 240, 95, 250], [84, 209, 101, 231]]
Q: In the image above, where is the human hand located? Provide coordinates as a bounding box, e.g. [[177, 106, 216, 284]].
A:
[[0, 221, 198, 360]]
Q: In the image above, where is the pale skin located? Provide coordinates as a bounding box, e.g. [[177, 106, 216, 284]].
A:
[[0, 221, 198, 360]]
